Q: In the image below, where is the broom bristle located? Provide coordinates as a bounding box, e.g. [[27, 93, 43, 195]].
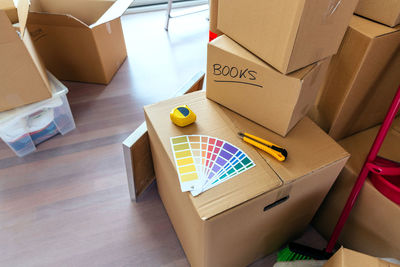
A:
[[276, 246, 313, 262]]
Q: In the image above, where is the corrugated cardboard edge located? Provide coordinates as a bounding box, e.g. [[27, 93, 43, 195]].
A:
[[123, 122, 154, 202]]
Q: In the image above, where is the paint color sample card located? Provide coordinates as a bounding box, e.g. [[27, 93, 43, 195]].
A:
[[171, 136, 203, 192], [170, 135, 255, 196]]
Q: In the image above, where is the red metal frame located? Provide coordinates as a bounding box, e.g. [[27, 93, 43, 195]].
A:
[[209, 31, 219, 42], [325, 86, 400, 253]]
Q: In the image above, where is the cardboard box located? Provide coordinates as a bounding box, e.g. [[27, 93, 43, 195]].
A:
[[313, 16, 400, 140], [144, 91, 349, 267], [313, 122, 400, 258], [217, 0, 358, 74], [324, 248, 400, 267], [0, 4, 51, 112], [355, 0, 400, 27], [206, 35, 330, 137], [0, 0, 17, 23], [25, 0, 132, 84], [209, 0, 222, 37]]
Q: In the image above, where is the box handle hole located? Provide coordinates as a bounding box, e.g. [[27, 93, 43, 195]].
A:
[[263, 196, 289, 212]]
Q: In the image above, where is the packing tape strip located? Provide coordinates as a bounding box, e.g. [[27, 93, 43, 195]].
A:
[[324, 0, 341, 24]]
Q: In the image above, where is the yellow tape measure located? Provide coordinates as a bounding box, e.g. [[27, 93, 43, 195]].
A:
[[170, 105, 196, 127]]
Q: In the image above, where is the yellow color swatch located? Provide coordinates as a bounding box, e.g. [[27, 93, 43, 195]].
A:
[[175, 150, 191, 158], [174, 143, 190, 151], [179, 165, 196, 174], [181, 172, 199, 182], [177, 157, 194, 166]]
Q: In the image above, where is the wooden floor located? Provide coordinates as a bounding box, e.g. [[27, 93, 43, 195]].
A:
[[0, 9, 326, 267]]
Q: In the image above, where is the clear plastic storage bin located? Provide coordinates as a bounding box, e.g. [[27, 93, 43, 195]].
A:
[[0, 72, 75, 157]]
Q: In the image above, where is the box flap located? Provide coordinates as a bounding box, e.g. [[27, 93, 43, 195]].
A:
[[27, 11, 89, 27], [145, 91, 349, 220], [90, 0, 133, 28], [16, 0, 30, 35], [350, 15, 400, 39], [21, 27, 51, 91], [29, 0, 113, 26]]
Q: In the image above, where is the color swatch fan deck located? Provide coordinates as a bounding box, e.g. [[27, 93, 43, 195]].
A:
[[170, 135, 255, 196]]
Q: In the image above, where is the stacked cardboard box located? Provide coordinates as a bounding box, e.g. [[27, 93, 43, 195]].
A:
[[207, 0, 358, 136], [310, 16, 400, 140], [143, 1, 366, 266], [206, 36, 330, 136], [307, 1, 400, 258], [313, 118, 400, 258], [145, 91, 349, 266], [216, 0, 359, 74]]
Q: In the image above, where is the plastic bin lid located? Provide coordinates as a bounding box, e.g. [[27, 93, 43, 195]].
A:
[[0, 71, 68, 129]]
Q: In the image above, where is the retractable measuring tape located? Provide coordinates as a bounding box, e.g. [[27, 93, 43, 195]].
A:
[[170, 105, 196, 127]]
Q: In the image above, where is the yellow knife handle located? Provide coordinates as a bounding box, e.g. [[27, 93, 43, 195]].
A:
[[244, 132, 283, 149], [243, 136, 286, 162]]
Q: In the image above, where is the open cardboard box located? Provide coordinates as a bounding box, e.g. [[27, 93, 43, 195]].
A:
[[206, 35, 330, 137], [313, 118, 400, 258], [24, 0, 132, 84], [143, 90, 349, 266], [311, 16, 400, 140], [0, 2, 52, 112]]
